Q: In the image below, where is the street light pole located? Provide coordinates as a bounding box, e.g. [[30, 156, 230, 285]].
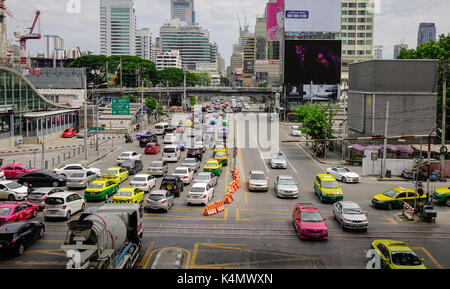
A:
[[83, 76, 88, 160], [440, 59, 448, 181]]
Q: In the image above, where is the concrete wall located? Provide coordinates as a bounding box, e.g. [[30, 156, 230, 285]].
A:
[[363, 158, 415, 176]]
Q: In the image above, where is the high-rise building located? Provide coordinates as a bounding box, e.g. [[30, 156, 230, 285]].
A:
[[156, 50, 182, 70], [151, 37, 161, 63], [44, 35, 64, 60], [216, 55, 225, 76], [136, 28, 152, 60], [373, 45, 383, 60], [100, 0, 136, 56], [417, 23, 436, 47], [255, 16, 267, 60], [171, 0, 195, 25], [393, 43, 408, 59], [0, 0, 9, 65]]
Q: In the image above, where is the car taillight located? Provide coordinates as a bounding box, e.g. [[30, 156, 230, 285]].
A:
[[143, 183, 147, 186], [203, 194, 207, 198], [42, 196, 47, 201], [174, 153, 177, 156], [186, 194, 190, 198], [117, 158, 120, 160], [184, 176, 188, 178], [146, 199, 149, 203], [79, 180, 84, 182], [131, 167, 134, 170], [129, 198, 133, 202], [161, 200, 167, 204], [62, 205, 67, 209]]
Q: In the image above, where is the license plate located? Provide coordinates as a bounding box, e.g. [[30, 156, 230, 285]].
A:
[[312, 235, 319, 238], [331, 197, 336, 200]]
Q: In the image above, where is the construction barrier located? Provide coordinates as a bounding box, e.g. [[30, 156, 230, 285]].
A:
[[228, 183, 236, 194], [224, 192, 234, 204], [203, 203, 218, 216], [215, 200, 225, 213]]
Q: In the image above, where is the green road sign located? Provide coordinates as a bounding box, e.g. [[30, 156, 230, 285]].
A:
[[112, 98, 130, 115], [89, 127, 105, 131]]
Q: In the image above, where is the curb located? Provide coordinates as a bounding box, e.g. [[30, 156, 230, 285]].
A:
[[298, 142, 347, 166]]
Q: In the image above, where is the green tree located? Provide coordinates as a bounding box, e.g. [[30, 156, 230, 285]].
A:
[[157, 67, 185, 86], [109, 56, 157, 88], [220, 76, 230, 86], [190, 95, 197, 106], [295, 103, 336, 140], [122, 94, 138, 103], [69, 55, 108, 86], [145, 97, 158, 111]]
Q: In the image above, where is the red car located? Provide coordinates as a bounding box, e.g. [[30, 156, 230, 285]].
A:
[[144, 142, 160, 154], [0, 202, 39, 225], [293, 203, 328, 240], [62, 128, 77, 138], [214, 105, 220, 110], [205, 104, 211, 109], [1, 164, 39, 179]]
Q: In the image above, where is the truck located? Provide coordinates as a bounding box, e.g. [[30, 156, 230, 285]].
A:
[[61, 203, 143, 269]]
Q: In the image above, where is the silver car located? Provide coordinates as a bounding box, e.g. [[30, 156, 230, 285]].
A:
[[66, 171, 99, 189], [27, 187, 66, 210], [194, 172, 218, 187], [333, 201, 368, 231], [248, 170, 268, 192], [148, 161, 168, 176], [269, 153, 287, 169], [144, 190, 174, 213], [181, 158, 200, 172], [274, 175, 299, 198]]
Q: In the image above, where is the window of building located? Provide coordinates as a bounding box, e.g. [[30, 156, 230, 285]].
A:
[[0, 115, 10, 133], [358, 50, 365, 55], [347, 50, 355, 55]]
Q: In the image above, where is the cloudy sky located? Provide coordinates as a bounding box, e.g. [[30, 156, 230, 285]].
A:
[[4, 0, 450, 66]]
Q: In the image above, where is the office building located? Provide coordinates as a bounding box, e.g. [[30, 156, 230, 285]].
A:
[[393, 43, 408, 59], [417, 23, 436, 47], [171, 0, 195, 25], [373, 45, 383, 60], [44, 35, 64, 60], [255, 16, 267, 60], [136, 28, 152, 60], [100, 0, 136, 56], [156, 49, 182, 70], [151, 37, 161, 63]]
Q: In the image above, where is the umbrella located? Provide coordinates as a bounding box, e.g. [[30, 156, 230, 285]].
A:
[[349, 144, 365, 152], [365, 145, 382, 151], [397, 145, 414, 154]]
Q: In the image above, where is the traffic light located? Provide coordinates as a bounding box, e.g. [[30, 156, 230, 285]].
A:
[[417, 182, 424, 196]]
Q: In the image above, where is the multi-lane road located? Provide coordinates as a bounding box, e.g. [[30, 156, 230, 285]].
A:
[[1, 102, 449, 269]]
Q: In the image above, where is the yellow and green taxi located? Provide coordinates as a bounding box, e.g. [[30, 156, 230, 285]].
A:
[[213, 145, 227, 157], [314, 174, 343, 203], [433, 187, 450, 206], [203, 160, 222, 176], [370, 240, 426, 269], [84, 179, 119, 201], [102, 167, 129, 183], [371, 187, 426, 210], [214, 152, 228, 166], [112, 187, 145, 204]]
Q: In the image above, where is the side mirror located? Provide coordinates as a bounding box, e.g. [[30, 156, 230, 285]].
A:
[[339, 184, 342, 187]]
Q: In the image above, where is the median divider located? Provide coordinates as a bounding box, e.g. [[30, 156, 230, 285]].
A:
[[203, 203, 218, 216], [215, 200, 225, 213]]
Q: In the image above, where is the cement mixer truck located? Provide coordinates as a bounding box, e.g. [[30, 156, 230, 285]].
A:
[[61, 203, 143, 269]]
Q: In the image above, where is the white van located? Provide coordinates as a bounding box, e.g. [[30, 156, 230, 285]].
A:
[[162, 145, 181, 162], [154, 122, 170, 135]]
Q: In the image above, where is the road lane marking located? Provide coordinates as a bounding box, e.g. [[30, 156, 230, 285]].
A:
[[236, 123, 248, 205], [144, 246, 191, 269], [413, 247, 444, 269], [136, 242, 154, 268], [144, 208, 228, 221]]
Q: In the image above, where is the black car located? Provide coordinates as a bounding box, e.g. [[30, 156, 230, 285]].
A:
[[120, 160, 144, 175], [17, 171, 67, 187], [0, 221, 45, 256], [187, 148, 203, 161], [160, 175, 183, 197], [139, 134, 158, 147]]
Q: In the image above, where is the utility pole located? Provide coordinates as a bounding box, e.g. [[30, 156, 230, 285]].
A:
[[83, 76, 88, 160], [183, 67, 187, 109], [440, 58, 448, 181], [120, 58, 123, 94], [382, 101, 390, 177], [342, 90, 347, 160]]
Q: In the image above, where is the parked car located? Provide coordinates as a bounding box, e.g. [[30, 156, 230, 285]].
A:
[[0, 221, 45, 256], [144, 142, 160, 154], [172, 167, 194, 185], [120, 159, 144, 175], [187, 147, 203, 161], [53, 164, 101, 178], [43, 192, 85, 220], [148, 161, 168, 177], [62, 128, 77, 138], [0, 181, 29, 201], [117, 151, 142, 165], [248, 170, 268, 192], [181, 158, 200, 172], [17, 171, 67, 187], [102, 167, 129, 183], [84, 179, 119, 201], [0, 202, 39, 225], [370, 240, 426, 269], [160, 175, 184, 197], [66, 171, 99, 189], [269, 153, 287, 169], [76, 129, 93, 138], [144, 190, 174, 213], [274, 175, 299, 198], [292, 203, 328, 240], [139, 134, 158, 148], [326, 167, 360, 183], [130, 174, 156, 192], [194, 172, 218, 187], [333, 201, 368, 231], [27, 187, 66, 210], [291, 126, 302, 137], [1, 164, 39, 179], [112, 187, 145, 204], [186, 183, 214, 206]]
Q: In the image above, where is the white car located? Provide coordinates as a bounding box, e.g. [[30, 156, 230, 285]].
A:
[[43, 192, 85, 220], [194, 141, 206, 153], [0, 170, 5, 181], [333, 201, 368, 231], [291, 126, 302, 137], [117, 151, 142, 165], [0, 181, 28, 201], [186, 182, 214, 205], [181, 158, 200, 172], [53, 164, 101, 177], [164, 133, 177, 144], [248, 170, 269, 192], [172, 167, 194, 185], [130, 174, 156, 192], [326, 167, 360, 183], [194, 172, 218, 187]]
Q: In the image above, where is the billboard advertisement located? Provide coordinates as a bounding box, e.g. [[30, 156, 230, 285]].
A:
[[284, 0, 341, 33], [244, 60, 255, 73], [303, 84, 340, 101], [284, 40, 341, 84], [286, 84, 304, 99], [266, 0, 284, 42]]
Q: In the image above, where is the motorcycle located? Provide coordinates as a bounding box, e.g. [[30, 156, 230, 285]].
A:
[[125, 135, 134, 143]]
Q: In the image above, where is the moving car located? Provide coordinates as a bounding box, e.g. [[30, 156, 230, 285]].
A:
[[326, 167, 360, 183], [17, 171, 67, 187], [433, 187, 450, 206], [120, 159, 144, 175], [291, 126, 302, 137], [53, 164, 101, 178], [84, 179, 119, 201], [248, 170, 268, 192], [274, 175, 298, 198], [371, 187, 426, 210], [130, 174, 156, 192], [164, 133, 177, 144], [27, 187, 66, 210], [144, 190, 174, 213], [66, 171, 99, 189], [144, 142, 160, 154], [194, 141, 205, 153], [181, 158, 200, 172], [214, 152, 228, 166], [186, 183, 214, 206], [147, 161, 168, 176], [0, 221, 45, 256], [314, 174, 343, 203], [62, 128, 77, 138], [1, 164, 39, 179], [160, 176, 184, 197], [172, 167, 194, 185], [76, 129, 93, 138], [370, 240, 426, 269], [292, 203, 328, 240], [136, 130, 153, 140], [0, 181, 29, 201], [194, 172, 218, 187], [154, 122, 170, 135], [333, 201, 368, 231], [187, 147, 203, 161], [117, 151, 142, 165], [213, 145, 227, 157], [269, 153, 287, 169], [43, 192, 86, 220], [162, 145, 181, 162], [0, 202, 39, 225], [112, 187, 145, 204], [102, 167, 129, 183], [139, 134, 158, 147], [203, 160, 222, 176]]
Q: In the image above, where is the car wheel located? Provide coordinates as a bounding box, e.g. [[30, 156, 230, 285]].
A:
[[387, 203, 393, 210], [39, 227, 45, 238], [52, 181, 58, 187], [81, 203, 85, 211], [445, 198, 450, 206], [66, 211, 71, 220], [16, 243, 25, 256], [32, 209, 37, 218], [340, 220, 345, 230], [8, 194, 15, 201], [341, 177, 346, 183]]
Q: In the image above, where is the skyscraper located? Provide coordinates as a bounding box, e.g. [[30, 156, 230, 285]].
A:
[[136, 28, 152, 60], [373, 45, 383, 60], [417, 23, 436, 47], [394, 43, 408, 59], [171, 0, 195, 25], [100, 0, 136, 56]]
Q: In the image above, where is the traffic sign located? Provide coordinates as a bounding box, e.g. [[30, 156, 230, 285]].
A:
[[112, 98, 130, 115]]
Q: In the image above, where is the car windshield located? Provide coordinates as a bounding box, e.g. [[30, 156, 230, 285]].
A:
[[301, 212, 323, 222], [146, 144, 154, 148], [120, 153, 131, 158], [196, 175, 209, 181], [149, 194, 165, 201], [116, 191, 132, 197], [133, 177, 147, 182], [45, 197, 64, 205], [5, 182, 23, 190], [89, 183, 104, 189], [206, 162, 217, 167], [383, 189, 399, 198], [70, 173, 86, 178], [149, 162, 163, 168], [343, 207, 363, 214], [0, 208, 12, 215], [250, 174, 266, 180], [122, 160, 135, 166], [183, 159, 195, 164], [190, 187, 205, 193], [173, 169, 187, 175], [215, 154, 226, 158], [164, 148, 175, 153], [155, 125, 163, 130], [322, 181, 339, 188], [105, 169, 118, 175], [279, 179, 296, 185], [293, 127, 300, 131], [391, 252, 423, 266]]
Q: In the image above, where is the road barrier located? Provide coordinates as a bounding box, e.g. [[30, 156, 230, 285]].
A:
[[203, 203, 218, 216], [224, 192, 234, 204], [402, 201, 416, 220], [215, 200, 225, 213]]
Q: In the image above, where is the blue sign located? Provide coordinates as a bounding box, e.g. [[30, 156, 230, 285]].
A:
[[285, 10, 309, 19]]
